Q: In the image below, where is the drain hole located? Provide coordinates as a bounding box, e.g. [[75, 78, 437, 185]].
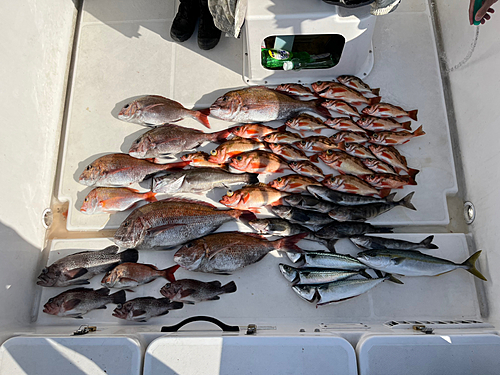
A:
[[464, 201, 475, 224], [42, 208, 53, 229]]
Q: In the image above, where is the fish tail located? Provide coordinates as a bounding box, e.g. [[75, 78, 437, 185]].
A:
[[420, 235, 438, 249], [111, 290, 127, 305], [386, 274, 404, 284], [397, 191, 417, 211], [309, 154, 320, 163], [170, 301, 184, 310], [212, 128, 233, 142], [462, 251, 487, 281], [246, 173, 260, 185], [407, 168, 420, 179], [378, 188, 392, 198], [144, 191, 157, 202], [161, 161, 191, 170], [413, 125, 425, 137], [368, 96, 382, 106], [287, 252, 303, 263], [221, 281, 237, 294], [372, 88, 381, 96], [277, 124, 287, 132], [313, 100, 333, 119], [161, 265, 180, 282], [120, 248, 139, 263], [231, 209, 257, 222], [407, 110, 418, 121], [359, 270, 372, 279], [326, 239, 337, 253], [401, 121, 412, 130], [336, 141, 346, 151], [192, 109, 211, 129], [275, 233, 307, 253]]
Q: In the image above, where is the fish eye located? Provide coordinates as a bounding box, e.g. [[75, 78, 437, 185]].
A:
[[210, 150, 217, 156], [227, 190, 234, 197], [86, 165, 91, 171], [372, 134, 378, 138], [116, 304, 123, 309], [123, 221, 129, 228], [164, 284, 171, 289], [123, 104, 129, 109], [48, 298, 54, 303], [236, 156, 243, 161], [300, 140, 306, 145], [185, 242, 194, 248], [326, 150, 333, 155], [84, 197, 88, 202], [236, 127, 241, 131], [276, 177, 282, 182]]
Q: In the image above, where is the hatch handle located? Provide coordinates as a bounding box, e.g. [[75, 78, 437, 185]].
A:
[[161, 316, 240, 332]]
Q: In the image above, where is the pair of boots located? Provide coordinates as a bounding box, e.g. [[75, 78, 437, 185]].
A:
[[170, 0, 221, 50]]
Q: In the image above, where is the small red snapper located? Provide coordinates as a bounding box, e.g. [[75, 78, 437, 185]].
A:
[[80, 187, 157, 214]]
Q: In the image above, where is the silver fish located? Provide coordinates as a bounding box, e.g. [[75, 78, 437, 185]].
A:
[[271, 205, 335, 226], [350, 235, 439, 250], [315, 221, 393, 240], [279, 264, 366, 285], [210, 87, 330, 123], [357, 250, 486, 280], [43, 287, 126, 318], [287, 251, 369, 270], [152, 168, 259, 194], [37, 246, 138, 287], [306, 185, 390, 206], [112, 297, 183, 322], [328, 192, 416, 222], [128, 124, 230, 159], [160, 279, 237, 304]]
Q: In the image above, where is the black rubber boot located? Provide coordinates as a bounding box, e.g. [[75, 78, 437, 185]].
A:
[[170, 0, 200, 43], [198, 0, 221, 50]]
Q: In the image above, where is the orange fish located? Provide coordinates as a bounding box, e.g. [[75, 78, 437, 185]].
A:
[[268, 143, 309, 162], [230, 124, 285, 140], [361, 159, 397, 175], [294, 137, 345, 153], [269, 175, 322, 193], [288, 160, 325, 181], [208, 138, 267, 163], [285, 114, 330, 135], [368, 145, 419, 176], [357, 116, 412, 132], [311, 81, 381, 106], [337, 76, 380, 97], [362, 103, 418, 121], [229, 151, 289, 174], [219, 185, 289, 213], [312, 150, 372, 176], [80, 187, 157, 214], [324, 117, 367, 133], [343, 143, 377, 160], [321, 100, 360, 117], [360, 173, 418, 189], [263, 131, 302, 144], [368, 125, 425, 145], [322, 175, 391, 198], [181, 152, 228, 169], [330, 131, 369, 144]]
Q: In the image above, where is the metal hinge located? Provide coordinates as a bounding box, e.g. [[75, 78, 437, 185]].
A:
[[413, 325, 434, 334], [72, 325, 97, 336]]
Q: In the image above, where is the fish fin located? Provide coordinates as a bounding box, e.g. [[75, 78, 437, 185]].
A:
[[372, 88, 380, 96], [247, 173, 260, 185], [63, 299, 81, 311], [359, 270, 372, 279], [95, 287, 110, 296], [170, 302, 184, 310], [213, 129, 233, 142], [95, 305, 107, 310], [368, 96, 382, 105], [309, 154, 319, 163], [407, 168, 420, 179], [132, 309, 147, 317], [314, 100, 333, 118], [317, 296, 357, 306], [163, 197, 217, 208], [336, 141, 346, 151], [270, 198, 285, 206], [73, 316, 84, 319], [208, 280, 222, 288], [231, 209, 257, 222], [160, 161, 191, 170], [276, 124, 287, 133], [120, 248, 139, 263], [398, 191, 416, 211], [181, 289, 197, 298], [144, 191, 157, 202], [157, 310, 169, 317], [420, 235, 438, 249], [242, 192, 251, 204], [407, 110, 418, 121], [183, 301, 196, 305], [326, 239, 337, 253], [147, 223, 184, 236], [161, 265, 180, 282], [221, 281, 237, 294], [111, 290, 127, 304], [193, 109, 211, 129], [248, 208, 261, 213], [386, 274, 404, 284], [208, 296, 220, 301], [313, 129, 323, 134], [378, 188, 392, 198], [125, 289, 135, 293], [117, 277, 139, 284], [374, 270, 384, 278], [66, 268, 88, 280], [69, 280, 91, 285], [401, 121, 412, 130], [275, 233, 307, 253], [412, 125, 425, 137], [385, 192, 397, 202]]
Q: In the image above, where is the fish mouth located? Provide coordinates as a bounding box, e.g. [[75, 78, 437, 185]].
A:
[[43, 305, 57, 315], [112, 308, 128, 320]]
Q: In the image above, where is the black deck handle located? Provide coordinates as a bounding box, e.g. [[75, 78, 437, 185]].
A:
[[161, 316, 240, 332]]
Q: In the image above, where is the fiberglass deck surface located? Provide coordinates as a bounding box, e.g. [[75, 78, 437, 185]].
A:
[[57, 0, 457, 232], [36, 234, 480, 326]]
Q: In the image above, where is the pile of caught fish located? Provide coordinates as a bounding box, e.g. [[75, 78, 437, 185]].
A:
[[39, 75, 485, 319]]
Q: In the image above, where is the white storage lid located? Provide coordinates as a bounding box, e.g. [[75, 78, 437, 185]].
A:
[[144, 336, 357, 375], [357, 334, 500, 375], [0, 336, 141, 375]]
